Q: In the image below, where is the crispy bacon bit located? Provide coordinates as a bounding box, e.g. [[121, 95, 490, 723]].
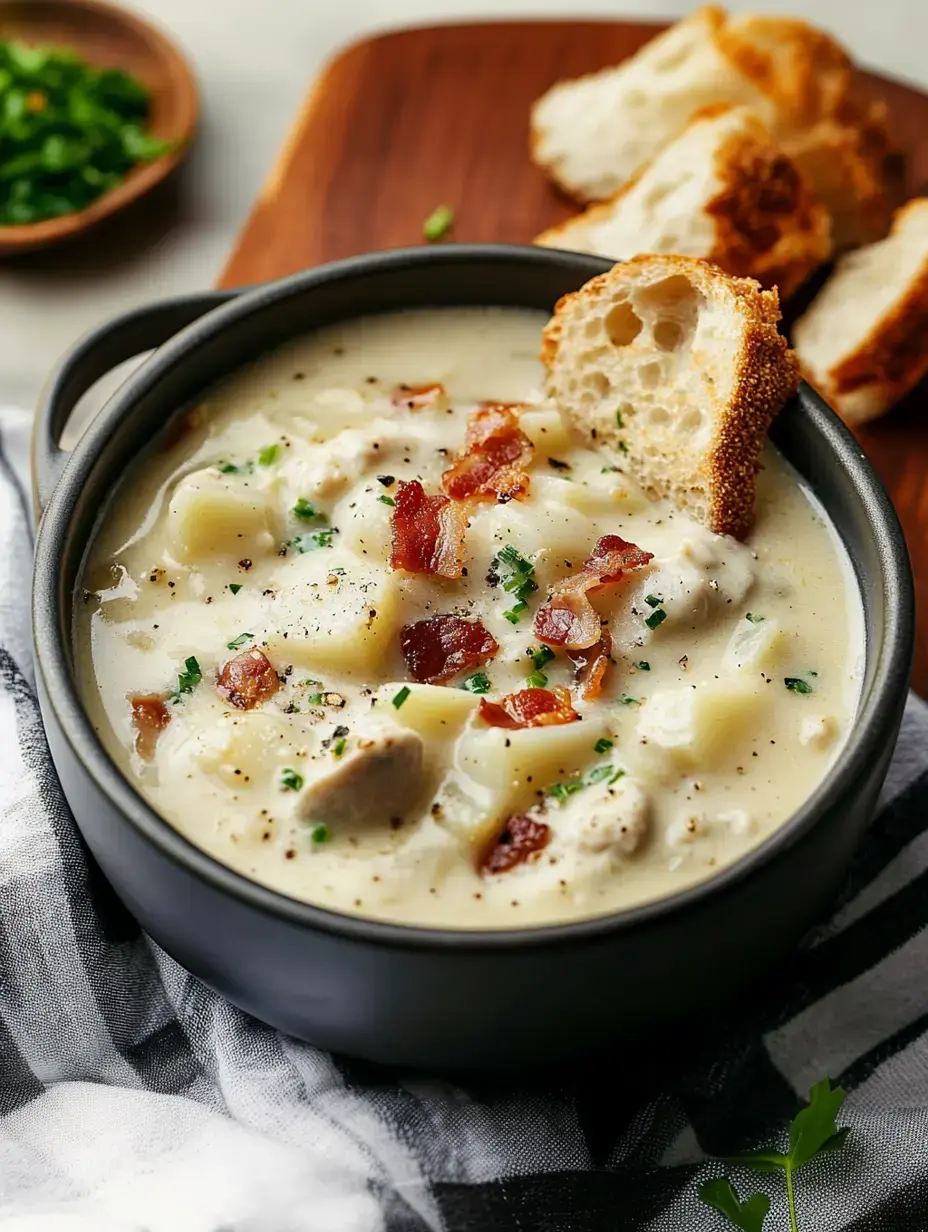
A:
[[401, 615, 499, 683], [482, 814, 551, 875], [391, 382, 445, 410], [441, 403, 534, 503], [217, 649, 280, 710], [568, 628, 613, 701], [534, 534, 654, 651], [389, 479, 468, 578], [130, 694, 170, 760], [479, 685, 579, 730]]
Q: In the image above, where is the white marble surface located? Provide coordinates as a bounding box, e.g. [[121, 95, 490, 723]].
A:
[[3, 0, 927, 421]]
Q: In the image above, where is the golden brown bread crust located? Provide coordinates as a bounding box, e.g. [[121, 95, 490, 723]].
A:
[[541, 255, 799, 539], [704, 112, 831, 297]]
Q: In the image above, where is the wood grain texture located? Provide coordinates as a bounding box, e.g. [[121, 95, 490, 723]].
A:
[[0, 0, 198, 254], [221, 19, 928, 691]]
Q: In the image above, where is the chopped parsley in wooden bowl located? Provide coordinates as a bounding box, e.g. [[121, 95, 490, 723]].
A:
[[0, 0, 197, 253]]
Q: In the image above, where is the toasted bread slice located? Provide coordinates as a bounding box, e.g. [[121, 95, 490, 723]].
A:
[[530, 7, 770, 204], [530, 8, 895, 250], [793, 200, 928, 424], [542, 255, 799, 538], [536, 105, 830, 300]]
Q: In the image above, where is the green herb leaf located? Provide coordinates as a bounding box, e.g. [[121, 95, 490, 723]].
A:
[[293, 498, 325, 522], [608, 767, 626, 785], [637, 660, 650, 671], [220, 460, 253, 475], [645, 594, 663, 608], [280, 767, 303, 791], [392, 685, 411, 709], [497, 545, 538, 624], [645, 608, 667, 630], [310, 823, 330, 844], [378, 494, 396, 506], [698, 1179, 770, 1232], [619, 694, 641, 706], [618, 441, 629, 454], [460, 672, 491, 694], [549, 780, 583, 804], [332, 737, 346, 757], [226, 632, 254, 651], [525, 670, 548, 689], [746, 612, 765, 623], [583, 763, 613, 785], [594, 737, 613, 753], [422, 204, 455, 241], [784, 677, 813, 694], [258, 443, 280, 466], [229, 583, 242, 595], [174, 655, 201, 697], [788, 1078, 847, 1168], [615, 409, 624, 428], [530, 645, 555, 671], [289, 528, 338, 552]]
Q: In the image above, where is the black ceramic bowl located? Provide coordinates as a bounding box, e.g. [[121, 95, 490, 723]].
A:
[[32, 246, 914, 1071]]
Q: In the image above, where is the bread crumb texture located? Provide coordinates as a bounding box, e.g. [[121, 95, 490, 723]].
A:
[[542, 254, 799, 539]]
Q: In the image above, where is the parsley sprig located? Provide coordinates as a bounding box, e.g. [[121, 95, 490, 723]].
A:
[[699, 1078, 849, 1232], [170, 655, 201, 703]]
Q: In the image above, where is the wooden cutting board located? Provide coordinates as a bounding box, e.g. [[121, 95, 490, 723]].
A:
[[220, 20, 928, 692]]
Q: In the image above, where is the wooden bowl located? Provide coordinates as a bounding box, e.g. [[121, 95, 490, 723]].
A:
[[0, 0, 198, 255]]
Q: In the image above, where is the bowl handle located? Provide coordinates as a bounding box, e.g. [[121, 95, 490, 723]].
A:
[[32, 291, 237, 517]]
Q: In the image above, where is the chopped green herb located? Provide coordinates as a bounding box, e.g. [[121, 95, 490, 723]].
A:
[[746, 612, 765, 623], [645, 608, 667, 630], [497, 544, 538, 624], [378, 494, 396, 507], [618, 441, 629, 454], [0, 41, 175, 226], [219, 460, 253, 475], [226, 632, 253, 651], [310, 823, 330, 844], [583, 763, 614, 785], [619, 694, 641, 706], [525, 670, 548, 689], [615, 409, 624, 428], [785, 677, 813, 694], [594, 737, 613, 754], [422, 204, 455, 241], [549, 780, 584, 804], [700, 1077, 849, 1232], [280, 767, 303, 792], [645, 594, 663, 608], [377, 475, 395, 487], [258, 443, 280, 466], [173, 655, 201, 699], [460, 672, 491, 694], [392, 685, 411, 709], [288, 528, 338, 552], [332, 737, 346, 757], [637, 660, 650, 671], [228, 583, 242, 595], [530, 645, 555, 671], [307, 693, 324, 705], [293, 498, 326, 522], [608, 767, 626, 785]]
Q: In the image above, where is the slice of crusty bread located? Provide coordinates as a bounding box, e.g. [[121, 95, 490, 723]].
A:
[[536, 105, 831, 300], [530, 7, 895, 251], [542, 254, 799, 539], [530, 7, 770, 204], [793, 200, 928, 424]]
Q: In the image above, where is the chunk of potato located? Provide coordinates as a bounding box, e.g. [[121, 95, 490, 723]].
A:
[[453, 716, 608, 840], [723, 616, 787, 673], [338, 485, 394, 560], [262, 554, 401, 674], [168, 469, 279, 561], [636, 682, 767, 768], [519, 406, 573, 454], [467, 497, 597, 590], [160, 700, 306, 788], [377, 682, 479, 737]]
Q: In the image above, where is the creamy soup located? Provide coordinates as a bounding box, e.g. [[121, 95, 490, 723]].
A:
[[77, 307, 863, 929]]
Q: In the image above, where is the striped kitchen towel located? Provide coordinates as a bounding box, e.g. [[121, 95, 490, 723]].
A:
[[2, 403, 927, 1232]]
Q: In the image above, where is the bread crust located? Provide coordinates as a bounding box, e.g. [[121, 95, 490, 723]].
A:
[[542, 255, 799, 538]]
